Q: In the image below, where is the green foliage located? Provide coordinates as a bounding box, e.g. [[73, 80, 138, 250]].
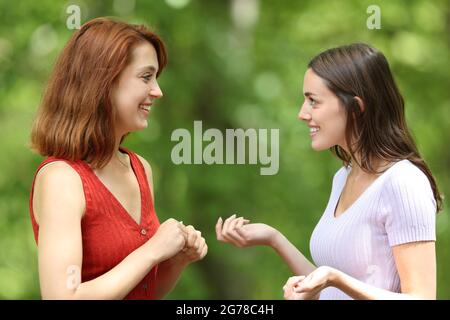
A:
[[0, 0, 448, 299]]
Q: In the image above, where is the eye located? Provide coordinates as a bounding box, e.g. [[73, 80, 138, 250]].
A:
[[308, 97, 317, 107], [142, 74, 154, 83]]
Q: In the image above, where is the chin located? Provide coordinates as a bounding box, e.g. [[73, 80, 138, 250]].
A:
[[127, 122, 148, 132], [311, 141, 330, 152], [136, 120, 149, 130]]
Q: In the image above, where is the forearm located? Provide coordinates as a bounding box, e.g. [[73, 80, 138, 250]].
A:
[[271, 232, 316, 276], [67, 242, 158, 300], [154, 258, 189, 299], [331, 269, 431, 300]]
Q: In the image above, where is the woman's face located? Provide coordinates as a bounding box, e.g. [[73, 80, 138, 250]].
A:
[[112, 42, 163, 136], [298, 68, 348, 151]]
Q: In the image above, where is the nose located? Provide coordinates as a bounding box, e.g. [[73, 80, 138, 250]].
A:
[[149, 81, 163, 99], [298, 101, 311, 122]]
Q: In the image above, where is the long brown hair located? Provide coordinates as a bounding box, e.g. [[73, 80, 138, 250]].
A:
[[308, 43, 443, 212], [30, 17, 167, 168]]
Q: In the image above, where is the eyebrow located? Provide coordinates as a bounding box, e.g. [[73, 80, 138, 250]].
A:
[[138, 65, 158, 73], [303, 92, 317, 97]]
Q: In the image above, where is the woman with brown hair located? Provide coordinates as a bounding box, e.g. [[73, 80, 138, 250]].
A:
[[29, 17, 207, 299], [216, 43, 442, 299]]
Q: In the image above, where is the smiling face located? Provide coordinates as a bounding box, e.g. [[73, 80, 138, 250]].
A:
[[112, 41, 163, 137], [298, 68, 348, 151]]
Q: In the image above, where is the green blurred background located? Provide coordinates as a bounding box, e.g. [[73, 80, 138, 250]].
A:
[[0, 0, 448, 299]]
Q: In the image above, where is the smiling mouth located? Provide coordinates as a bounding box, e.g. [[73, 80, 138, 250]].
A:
[[139, 104, 152, 112]]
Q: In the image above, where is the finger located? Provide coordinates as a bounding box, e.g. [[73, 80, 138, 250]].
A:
[[186, 226, 197, 247], [294, 284, 310, 293], [235, 217, 246, 229], [177, 231, 187, 248], [287, 292, 305, 300], [222, 214, 236, 234], [221, 216, 246, 245], [215, 217, 224, 240], [225, 218, 247, 247], [284, 288, 296, 300], [221, 214, 238, 242], [224, 217, 241, 237], [294, 276, 306, 285], [194, 232, 202, 249], [177, 220, 188, 236], [229, 217, 240, 230], [286, 276, 305, 287], [237, 217, 250, 225], [197, 238, 206, 254], [234, 227, 251, 246], [234, 225, 249, 240], [293, 286, 304, 293], [294, 279, 312, 293], [200, 242, 208, 259], [227, 234, 246, 247]]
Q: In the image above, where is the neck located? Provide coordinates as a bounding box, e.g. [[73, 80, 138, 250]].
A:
[[115, 131, 123, 153], [348, 155, 392, 178], [113, 131, 129, 168]]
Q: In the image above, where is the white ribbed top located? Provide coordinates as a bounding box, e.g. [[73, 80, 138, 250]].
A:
[[309, 160, 436, 300]]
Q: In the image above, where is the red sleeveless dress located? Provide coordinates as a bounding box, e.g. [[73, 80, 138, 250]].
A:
[[29, 147, 160, 299]]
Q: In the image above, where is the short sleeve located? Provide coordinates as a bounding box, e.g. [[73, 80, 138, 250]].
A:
[[382, 163, 436, 247]]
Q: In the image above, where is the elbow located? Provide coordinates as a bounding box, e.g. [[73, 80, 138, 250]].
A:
[[40, 285, 83, 300], [413, 293, 436, 300], [402, 290, 436, 300]]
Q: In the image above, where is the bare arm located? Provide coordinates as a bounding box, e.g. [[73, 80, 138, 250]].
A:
[[271, 231, 316, 276], [216, 215, 316, 276], [284, 241, 436, 300], [154, 227, 208, 298], [333, 241, 436, 299], [137, 155, 207, 299], [34, 162, 186, 300]]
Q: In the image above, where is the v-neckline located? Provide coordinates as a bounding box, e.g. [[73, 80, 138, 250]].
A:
[[332, 160, 405, 219], [86, 148, 145, 228]]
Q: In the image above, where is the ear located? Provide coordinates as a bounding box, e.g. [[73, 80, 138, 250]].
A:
[[354, 96, 365, 113]]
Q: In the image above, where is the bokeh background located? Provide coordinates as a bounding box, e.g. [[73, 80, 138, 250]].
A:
[[0, 0, 449, 299]]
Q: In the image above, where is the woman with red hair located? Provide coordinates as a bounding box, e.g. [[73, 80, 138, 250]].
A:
[[29, 17, 207, 299]]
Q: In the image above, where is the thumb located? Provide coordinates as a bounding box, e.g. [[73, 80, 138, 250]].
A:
[[215, 217, 223, 240]]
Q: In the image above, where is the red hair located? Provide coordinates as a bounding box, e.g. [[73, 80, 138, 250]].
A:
[[31, 17, 167, 168]]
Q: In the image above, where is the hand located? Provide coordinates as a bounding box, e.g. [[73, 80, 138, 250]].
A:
[[283, 266, 336, 300], [215, 214, 278, 247], [145, 218, 186, 263], [169, 224, 208, 266], [283, 275, 307, 300]]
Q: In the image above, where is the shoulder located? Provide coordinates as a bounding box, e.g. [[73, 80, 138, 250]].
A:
[[381, 160, 436, 212], [380, 161, 436, 245], [135, 153, 153, 177], [122, 147, 153, 178], [384, 160, 432, 195], [33, 160, 85, 224], [35, 160, 83, 190], [135, 153, 155, 200]]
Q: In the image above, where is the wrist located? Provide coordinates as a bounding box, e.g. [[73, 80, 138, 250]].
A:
[[269, 229, 284, 250], [327, 267, 341, 288], [164, 255, 190, 271], [143, 240, 164, 265]]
